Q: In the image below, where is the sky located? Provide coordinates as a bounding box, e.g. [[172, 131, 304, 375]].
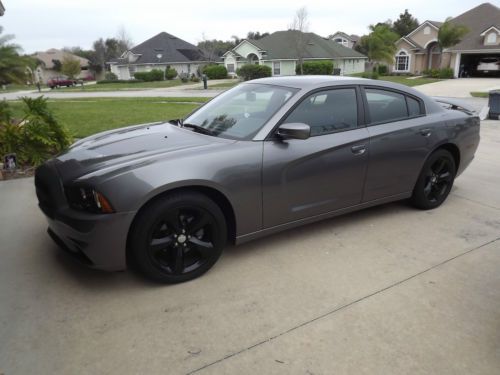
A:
[[0, 0, 494, 54]]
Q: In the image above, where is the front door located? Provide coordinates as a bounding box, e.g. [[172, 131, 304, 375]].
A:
[[262, 87, 370, 228]]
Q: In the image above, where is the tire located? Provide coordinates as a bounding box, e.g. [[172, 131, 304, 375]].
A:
[[411, 149, 456, 210], [129, 192, 227, 283]]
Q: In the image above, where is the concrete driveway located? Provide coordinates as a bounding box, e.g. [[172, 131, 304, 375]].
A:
[[415, 78, 500, 98], [1, 121, 499, 374]]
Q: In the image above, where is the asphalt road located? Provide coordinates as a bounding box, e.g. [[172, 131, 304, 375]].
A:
[[0, 121, 499, 374]]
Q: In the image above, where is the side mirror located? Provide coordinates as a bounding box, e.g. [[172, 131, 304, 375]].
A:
[[277, 123, 310, 140]]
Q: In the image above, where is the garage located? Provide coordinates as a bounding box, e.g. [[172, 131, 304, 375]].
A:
[[459, 53, 500, 77]]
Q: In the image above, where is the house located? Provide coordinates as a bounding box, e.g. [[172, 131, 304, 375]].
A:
[[109, 32, 210, 80], [222, 30, 367, 77], [392, 2, 500, 77], [329, 31, 360, 49], [33, 49, 90, 83]]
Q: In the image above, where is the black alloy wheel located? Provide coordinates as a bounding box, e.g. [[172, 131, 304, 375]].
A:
[[130, 192, 226, 283], [411, 149, 456, 210]]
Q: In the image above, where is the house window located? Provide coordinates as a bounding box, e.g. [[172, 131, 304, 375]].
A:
[[486, 32, 497, 44], [424, 26, 431, 35], [273, 61, 281, 75], [334, 38, 348, 47], [227, 63, 235, 73], [395, 51, 409, 72]]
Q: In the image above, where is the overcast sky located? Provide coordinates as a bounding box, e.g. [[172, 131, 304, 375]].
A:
[[1, 0, 492, 53]]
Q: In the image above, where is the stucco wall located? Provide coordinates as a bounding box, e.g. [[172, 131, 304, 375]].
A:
[[234, 41, 261, 59], [411, 24, 438, 48]]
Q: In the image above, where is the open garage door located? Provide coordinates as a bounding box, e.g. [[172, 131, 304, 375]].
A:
[[459, 53, 500, 77]]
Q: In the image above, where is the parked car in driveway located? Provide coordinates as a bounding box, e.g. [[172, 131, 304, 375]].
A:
[[35, 76, 480, 283], [47, 76, 77, 89], [477, 57, 500, 74]]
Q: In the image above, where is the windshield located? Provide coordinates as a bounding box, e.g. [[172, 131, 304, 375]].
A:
[[183, 83, 298, 140]]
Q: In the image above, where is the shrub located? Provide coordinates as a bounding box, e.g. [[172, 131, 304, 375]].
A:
[[190, 74, 200, 83], [104, 72, 118, 81], [0, 97, 71, 166], [134, 69, 164, 82], [203, 64, 228, 79], [438, 67, 453, 79], [236, 64, 272, 81], [296, 61, 334, 75], [165, 67, 177, 80], [377, 65, 388, 75]]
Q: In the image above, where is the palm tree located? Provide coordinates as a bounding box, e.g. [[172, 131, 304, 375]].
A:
[[437, 18, 469, 68], [0, 26, 35, 85], [362, 24, 399, 70]]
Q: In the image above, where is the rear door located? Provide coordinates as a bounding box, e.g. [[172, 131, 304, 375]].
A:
[[361, 86, 435, 201], [262, 86, 370, 228]]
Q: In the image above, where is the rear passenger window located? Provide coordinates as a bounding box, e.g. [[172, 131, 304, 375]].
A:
[[284, 88, 358, 136], [407, 96, 422, 117], [365, 89, 408, 124]]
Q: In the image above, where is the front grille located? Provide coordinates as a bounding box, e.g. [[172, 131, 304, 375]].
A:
[[34, 164, 63, 219]]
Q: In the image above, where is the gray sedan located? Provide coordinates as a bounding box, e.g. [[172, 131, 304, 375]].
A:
[[35, 76, 480, 283]]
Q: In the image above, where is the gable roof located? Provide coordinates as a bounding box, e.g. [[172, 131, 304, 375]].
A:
[[242, 30, 367, 60], [114, 32, 208, 65], [407, 20, 441, 38], [34, 49, 89, 69], [446, 2, 500, 51]]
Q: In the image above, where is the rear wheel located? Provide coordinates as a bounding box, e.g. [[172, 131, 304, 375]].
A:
[[411, 149, 456, 210], [129, 192, 226, 283]]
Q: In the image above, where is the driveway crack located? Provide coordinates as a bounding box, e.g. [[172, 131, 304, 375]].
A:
[[187, 236, 500, 374]]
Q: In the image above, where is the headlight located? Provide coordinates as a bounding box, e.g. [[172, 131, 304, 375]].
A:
[[65, 186, 115, 214]]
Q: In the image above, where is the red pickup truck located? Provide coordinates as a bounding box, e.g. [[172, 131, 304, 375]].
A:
[[47, 77, 77, 89]]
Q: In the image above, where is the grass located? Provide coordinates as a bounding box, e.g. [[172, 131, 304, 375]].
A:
[[1, 83, 46, 93], [348, 73, 441, 87], [56, 79, 193, 92], [470, 92, 489, 98], [10, 97, 209, 138]]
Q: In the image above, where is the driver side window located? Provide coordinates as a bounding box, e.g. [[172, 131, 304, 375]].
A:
[[283, 88, 358, 136]]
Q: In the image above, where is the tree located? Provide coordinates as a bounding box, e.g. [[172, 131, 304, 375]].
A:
[[197, 34, 236, 61], [392, 9, 419, 37], [51, 59, 62, 72], [288, 7, 310, 75], [0, 26, 35, 85], [116, 26, 133, 51], [363, 24, 399, 66], [246, 31, 270, 40], [437, 18, 468, 66], [61, 56, 81, 79], [92, 37, 129, 73]]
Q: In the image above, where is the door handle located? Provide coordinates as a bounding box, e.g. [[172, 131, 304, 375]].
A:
[[351, 144, 366, 155], [420, 128, 432, 137]]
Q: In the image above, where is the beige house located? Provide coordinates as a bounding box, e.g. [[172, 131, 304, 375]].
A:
[[329, 32, 360, 49], [392, 3, 500, 77], [34, 49, 90, 83]]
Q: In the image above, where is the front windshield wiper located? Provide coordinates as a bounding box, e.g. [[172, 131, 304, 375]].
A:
[[182, 123, 217, 136]]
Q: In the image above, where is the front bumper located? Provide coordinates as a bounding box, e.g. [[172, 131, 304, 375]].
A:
[[35, 163, 135, 271]]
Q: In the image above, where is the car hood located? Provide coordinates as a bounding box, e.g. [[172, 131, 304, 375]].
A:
[[53, 122, 235, 182]]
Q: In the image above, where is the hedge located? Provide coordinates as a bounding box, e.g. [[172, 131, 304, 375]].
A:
[[296, 61, 334, 75], [236, 64, 272, 81], [203, 65, 227, 79], [134, 69, 164, 82]]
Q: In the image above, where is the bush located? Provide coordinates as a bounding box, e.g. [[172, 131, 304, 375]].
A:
[[104, 72, 118, 81], [165, 68, 177, 80], [296, 61, 334, 75], [236, 64, 272, 81], [438, 67, 453, 79], [377, 65, 388, 75], [190, 74, 200, 83], [203, 64, 228, 79], [134, 69, 164, 82], [0, 97, 71, 166]]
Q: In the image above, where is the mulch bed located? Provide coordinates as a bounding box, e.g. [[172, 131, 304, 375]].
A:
[[0, 167, 35, 180]]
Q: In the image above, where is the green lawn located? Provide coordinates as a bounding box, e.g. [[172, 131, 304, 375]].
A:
[[10, 97, 209, 138], [56, 79, 194, 92], [470, 92, 489, 98], [348, 73, 441, 87], [1, 84, 47, 93]]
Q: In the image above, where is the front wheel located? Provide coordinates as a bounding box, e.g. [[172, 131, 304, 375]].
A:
[[129, 192, 227, 283], [411, 149, 456, 210]]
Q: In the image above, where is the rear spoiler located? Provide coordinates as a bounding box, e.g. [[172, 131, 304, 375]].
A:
[[432, 97, 489, 120]]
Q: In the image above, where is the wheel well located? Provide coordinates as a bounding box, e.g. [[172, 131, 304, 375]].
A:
[[437, 143, 460, 170], [126, 186, 237, 266]]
